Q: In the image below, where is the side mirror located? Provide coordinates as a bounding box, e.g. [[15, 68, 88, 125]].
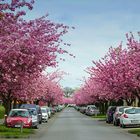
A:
[[33, 111, 37, 115]]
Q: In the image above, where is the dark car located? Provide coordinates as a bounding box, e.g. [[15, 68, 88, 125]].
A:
[[106, 106, 117, 123], [20, 104, 42, 124]]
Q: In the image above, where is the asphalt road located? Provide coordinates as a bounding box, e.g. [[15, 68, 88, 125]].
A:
[[4, 108, 140, 140]]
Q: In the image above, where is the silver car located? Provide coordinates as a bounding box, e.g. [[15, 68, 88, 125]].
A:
[[28, 108, 39, 129], [85, 105, 99, 116]]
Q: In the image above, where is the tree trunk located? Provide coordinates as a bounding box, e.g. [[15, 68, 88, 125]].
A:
[[3, 99, 12, 115], [125, 98, 135, 106], [133, 88, 140, 106], [99, 102, 105, 114], [47, 101, 51, 107], [34, 99, 40, 105], [13, 98, 17, 109], [1, 90, 12, 115], [137, 97, 140, 107], [116, 99, 124, 106], [104, 101, 108, 113]]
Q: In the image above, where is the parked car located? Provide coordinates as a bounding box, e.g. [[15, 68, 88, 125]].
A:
[[41, 106, 51, 118], [58, 105, 65, 111], [113, 106, 129, 126], [6, 109, 32, 128], [75, 106, 80, 111], [41, 107, 49, 122], [54, 106, 61, 112], [106, 106, 117, 123], [85, 105, 99, 116], [67, 104, 76, 107], [50, 107, 56, 115], [28, 108, 39, 129], [79, 106, 87, 114], [20, 104, 42, 124], [120, 107, 140, 128]]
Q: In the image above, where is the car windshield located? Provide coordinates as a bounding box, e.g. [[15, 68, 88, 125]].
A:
[[46, 108, 50, 112], [41, 109, 47, 113], [92, 107, 97, 109], [108, 107, 116, 113], [125, 108, 140, 114], [28, 109, 37, 115], [9, 110, 29, 117], [119, 107, 127, 112]]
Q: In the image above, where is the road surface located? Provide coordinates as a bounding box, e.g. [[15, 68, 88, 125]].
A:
[[4, 108, 139, 140]]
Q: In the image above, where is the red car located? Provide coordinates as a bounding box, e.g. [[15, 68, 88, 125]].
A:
[[6, 109, 32, 128]]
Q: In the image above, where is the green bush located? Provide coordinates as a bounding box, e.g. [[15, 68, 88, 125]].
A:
[[128, 128, 140, 137], [92, 114, 106, 119], [0, 105, 5, 119]]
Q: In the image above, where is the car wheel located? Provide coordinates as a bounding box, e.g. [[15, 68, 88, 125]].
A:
[[34, 125, 39, 129], [113, 121, 116, 126], [108, 120, 111, 124], [116, 121, 119, 126], [122, 124, 125, 128]]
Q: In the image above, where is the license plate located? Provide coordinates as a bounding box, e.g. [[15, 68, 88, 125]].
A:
[[131, 120, 139, 124], [15, 125, 21, 128]]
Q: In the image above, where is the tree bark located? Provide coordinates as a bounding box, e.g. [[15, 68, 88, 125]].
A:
[[125, 98, 134, 106], [137, 97, 140, 107], [1, 91, 12, 115], [3, 99, 12, 115]]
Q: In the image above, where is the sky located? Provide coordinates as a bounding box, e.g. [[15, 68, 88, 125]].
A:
[[25, 0, 140, 88]]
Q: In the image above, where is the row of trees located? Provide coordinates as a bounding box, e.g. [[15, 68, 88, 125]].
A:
[[0, 0, 72, 114], [74, 33, 140, 112]]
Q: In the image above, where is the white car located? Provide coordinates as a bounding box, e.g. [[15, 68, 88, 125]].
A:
[[120, 107, 140, 128], [41, 106, 51, 118], [41, 107, 49, 122]]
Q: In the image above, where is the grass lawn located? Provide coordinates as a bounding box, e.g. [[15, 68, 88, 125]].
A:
[[0, 125, 35, 138], [91, 114, 106, 119], [128, 128, 140, 137], [0, 105, 5, 119]]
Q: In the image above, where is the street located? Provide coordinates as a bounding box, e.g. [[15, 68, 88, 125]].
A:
[[20, 108, 140, 140]]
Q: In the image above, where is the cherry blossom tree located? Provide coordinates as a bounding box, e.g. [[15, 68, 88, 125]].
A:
[[74, 33, 140, 109], [0, 1, 72, 114]]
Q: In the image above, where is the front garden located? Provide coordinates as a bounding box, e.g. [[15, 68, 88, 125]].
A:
[[0, 125, 35, 138]]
